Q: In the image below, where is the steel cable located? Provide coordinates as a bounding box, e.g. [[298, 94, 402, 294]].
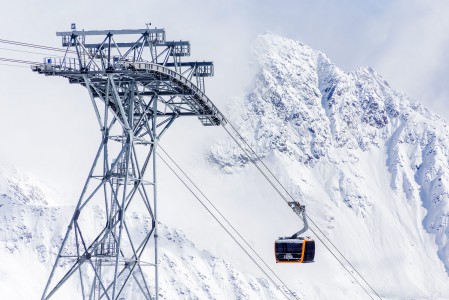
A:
[[0, 46, 76, 59], [158, 145, 300, 300], [157, 149, 299, 300], [0, 63, 29, 68], [223, 118, 382, 300], [0, 38, 76, 54], [0, 57, 39, 65]]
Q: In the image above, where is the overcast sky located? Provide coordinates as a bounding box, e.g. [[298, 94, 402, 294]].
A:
[[1, 0, 449, 196]]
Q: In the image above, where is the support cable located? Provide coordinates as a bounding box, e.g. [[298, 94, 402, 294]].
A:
[[222, 125, 290, 203], [307, 225, 375, 299], [0, 38, 76, 54], [0, 57, 39, 65], [0, 46, 76, 59], [0, 63, 29, 68], [157, 148, 299, 300], [158, 145, 300, 299], [223, 119, 382, 300]]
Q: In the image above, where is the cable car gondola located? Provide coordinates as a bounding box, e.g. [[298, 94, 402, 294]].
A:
[[275, 237, 315, 263], [275, 202, 315, 263]]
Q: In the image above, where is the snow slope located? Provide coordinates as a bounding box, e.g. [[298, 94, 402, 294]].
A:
[[0, 164, 286, 299], [210, 33, 449, 299]]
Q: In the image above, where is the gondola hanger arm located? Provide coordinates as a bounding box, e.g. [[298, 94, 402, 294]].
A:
[[288, 202, 309, 239]]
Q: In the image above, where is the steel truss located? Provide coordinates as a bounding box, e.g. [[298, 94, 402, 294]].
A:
[[33, 26, 225, 300]]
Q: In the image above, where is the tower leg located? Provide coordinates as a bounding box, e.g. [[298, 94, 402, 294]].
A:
[[42, 78, 174, 300]]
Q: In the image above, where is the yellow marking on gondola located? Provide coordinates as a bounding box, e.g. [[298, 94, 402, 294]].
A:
[[299, 240, 306, 263]]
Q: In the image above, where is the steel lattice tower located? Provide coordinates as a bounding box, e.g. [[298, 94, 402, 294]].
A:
[[32, 25, 225, 300]]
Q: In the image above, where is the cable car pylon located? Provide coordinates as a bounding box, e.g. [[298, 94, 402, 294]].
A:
[[32, 25, 225, 300]]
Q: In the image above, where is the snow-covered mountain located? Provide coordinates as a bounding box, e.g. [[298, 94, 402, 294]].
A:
[[0, 164, 287, 299], [210, 32, 449, 298], [2, 32, 449, 299]]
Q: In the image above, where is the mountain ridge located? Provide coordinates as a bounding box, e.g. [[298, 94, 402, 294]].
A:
[[210, 32, 449, 297]]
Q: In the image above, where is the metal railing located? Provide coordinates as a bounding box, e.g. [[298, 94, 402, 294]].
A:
[[31, 59, 226, 125], [125, 62, 226, 125], [42, 57, 79, 71]]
